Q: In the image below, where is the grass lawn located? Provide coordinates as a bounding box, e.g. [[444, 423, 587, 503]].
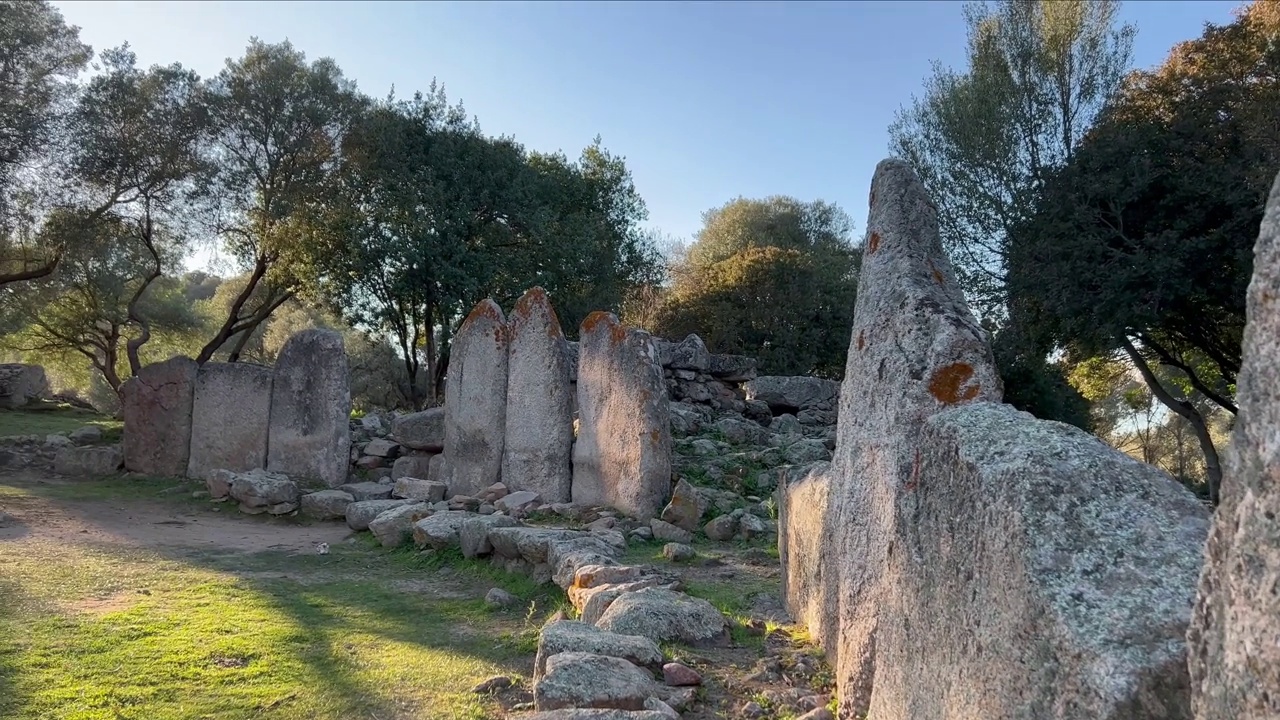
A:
[[0, 402, 122, 440], [0, 476, 560, 720]]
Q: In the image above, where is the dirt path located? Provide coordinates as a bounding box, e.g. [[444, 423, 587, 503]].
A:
[[0, 469, 351, 554]]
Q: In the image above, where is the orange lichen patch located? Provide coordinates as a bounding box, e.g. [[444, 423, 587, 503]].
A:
[[868, 232, 881, 254], [581, 310, 615, 335], [462, 298, 504, 331], [927, 260, 944, 286], [928, 362, 980, 405], [650, 428, 663, 447], [856, 330, 866, 351]]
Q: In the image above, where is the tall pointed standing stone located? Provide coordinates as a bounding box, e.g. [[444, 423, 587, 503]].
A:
[[443, 299, 509, 498], [805, 158, 1003, 714], [502, 288, 573, 503], [572, 311, 671, 520], [267, 329, 351, 487], [122, 356, 198, 476], [1189, 171, 1280, 720]]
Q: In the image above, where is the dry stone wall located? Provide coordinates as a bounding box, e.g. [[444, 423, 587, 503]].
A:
[[781, 158, 1212, 719], [1188, 170, 1280, 720]]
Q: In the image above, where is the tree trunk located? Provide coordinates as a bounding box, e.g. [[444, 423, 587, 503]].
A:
[[1122, 337, 1221, 504]]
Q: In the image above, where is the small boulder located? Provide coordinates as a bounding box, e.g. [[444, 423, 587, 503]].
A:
[[649, 518, 693, 544], [53, 445, 123, 477], [338, 481, 393, 502], [596, 587, 731, 647], [368, 502, 431, 548], [737, 513, 768, 539], [390, 454, 435, 480], [485, 587, 518, 609], [300, 489, 355, 520], [206, 468, 235, 500], [391, 407, 445, 452], [411, 511, 478, 550], [704, 514, 738, 541], [662, 662, 701, 686], [662, 543, 694, 563], [460, 514, 519, 558], [667, 334, 710, 371], [534, 652, 659, 711], [345, 499, 411, 531], [392, 477, 447, 502], [229, 470, 298, 509], [659, 478, 706, 532], [495, 490, 541, 514], [68, 425, 103, 445], [362, 438, 401, 458]]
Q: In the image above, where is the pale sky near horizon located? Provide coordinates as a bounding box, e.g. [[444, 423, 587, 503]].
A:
[[52, 0, 1241, 272]]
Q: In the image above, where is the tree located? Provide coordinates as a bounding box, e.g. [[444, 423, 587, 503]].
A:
[[889, 0, 1135, 317], [195, 39, 364, 364], [1007, 1, 1280, 504], [653, 196, 859, 377], [0, 0, 91, 286]]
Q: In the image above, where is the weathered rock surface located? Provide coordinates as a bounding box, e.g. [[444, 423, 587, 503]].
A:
[[667, 334, 710, 371], [229, 469, 299, 509], [186, 362, 272, 480], [339, 481, 393, 502], [68, 425, 102, 445], [391, 408, 445, 452], [1188, 170, 1280, 720], [0, 363, 48, 407], [743, 376, 838, 413], [869, 402, 1208, 719], [345, 499, 411, 531], [460, 514, 518, 558], [362, 438, 400, 458], [595, 587, 730, 647], [392, 477, 447, 502], [779, 462, 831, 642], [534, 652, 659, 711], [535, 620, 663, 681], [649, 519, 692, 544], [122, 356, 198, 476], [503, 287, 574, 503], [390, 454, 435, 481], [513, 711, 669, 720], [443, 299, 509, 498], [412, 510, 479, 550], [572, 312, 672, 519], [300, 489, 355, 520], [368, 502, 431, 548], [659, 478, 706, 532], [53, 445, 122, 476], [703, 514, 738, 542], [495, 490, 540, 514], [267, 330, 351, 487]]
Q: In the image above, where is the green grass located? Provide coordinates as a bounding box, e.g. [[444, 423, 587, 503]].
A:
[[0, 402, 122, 440], [0, 479, 556, 720]]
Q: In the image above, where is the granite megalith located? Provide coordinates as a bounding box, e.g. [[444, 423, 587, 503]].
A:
[[122, 356, 198, 476], [266, 329, 351, 487], [442, 299, 509, 498], [571, 311, 672, 520], [186, 362, 273, 480], [502, 287, 574, 503], [1188, 170, 1280, 720]]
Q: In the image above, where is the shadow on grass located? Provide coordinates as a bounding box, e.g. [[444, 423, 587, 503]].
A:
[[0, 474, 562, 720]]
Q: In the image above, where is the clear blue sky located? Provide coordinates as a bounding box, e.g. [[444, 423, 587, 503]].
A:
[[54, 0, 1241, 263]]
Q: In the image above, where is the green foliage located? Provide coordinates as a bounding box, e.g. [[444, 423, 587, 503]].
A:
[[653, 197, 858, 377], [990, 324, 1091, 430], [890, 0, 1135, 316]]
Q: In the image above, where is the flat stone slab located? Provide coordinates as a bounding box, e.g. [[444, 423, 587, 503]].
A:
[[122, 356, 197, 477], [346, 499, 411, 531], [368, 503, 431, 548], [391, 408, 445, 452], [267, 329, 351, 487], [300, 490, 354, 520], [339, 481, 393, 502], [534, 652, 658, 712], [595, 587, 730, 647], [535, 620, 662, 681], [53, 445, 122, 476], [186, 362, 272, 480], [392, 477, 446, 502]]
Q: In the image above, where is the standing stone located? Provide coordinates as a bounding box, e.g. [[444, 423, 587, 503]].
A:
[[502, 287, 573, 503], [442, 299, 509, 498], [122, 356, 198, 476], [786, 159, 1004, 715], [267, 329, 351, 488], [186, 362, 273, 480], [572, 312, 672, 520], [1189, 170, 1280, 720]]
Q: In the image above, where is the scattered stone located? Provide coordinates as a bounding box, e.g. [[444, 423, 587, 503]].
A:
[[68, 425, 102, 445], [649, 519, 692, 544], [737, 513, 768, 539], [662, 662, 701, 686], [122, 356, 197, 476], [662, 543, 694, 563], [300, 489, 355, 520], [390, 407, 445, 452], [345, 499, 411, 531], [667, 334, 710, 370], [354, 455, 382, 470], [740, 701, 766, 718], [265, 501, 297, 515], [770, 414, 802, 435], [797, 709, 834, 720], [534, 652, 658, 711], [186, 362, 273, 479], [44, 434, 72, 448], [338, 481, 393, 502], [411, 511, 478, 550], [1188, 169, 1280, 720], [642, 697, 679, 720], [659, 478, 706, 532], [443, 299, 509, 497], [53, 445, 123, 476], [484, 588, 518, 609], [229, 469, 299, 510], [503, 287, 574, 503], [478, 503, 496, 515], [362, 438, 401, 458], [586, 517, 617, 531], [704, 514, 738, 541], [392, 477, 447, 502], [743, 376, 839, 414], [495, 490, 541, 514], [514, 711, 669, 720], [596, 587, 731, 647], [460, 514, 518, 558], [572, 312, 672, 519], [267, 329, 351, 487], [390, 454, 435, 481], [483, 482, 509, 502], [368, 502, 431, 548], [629, 526, 653, 542]]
